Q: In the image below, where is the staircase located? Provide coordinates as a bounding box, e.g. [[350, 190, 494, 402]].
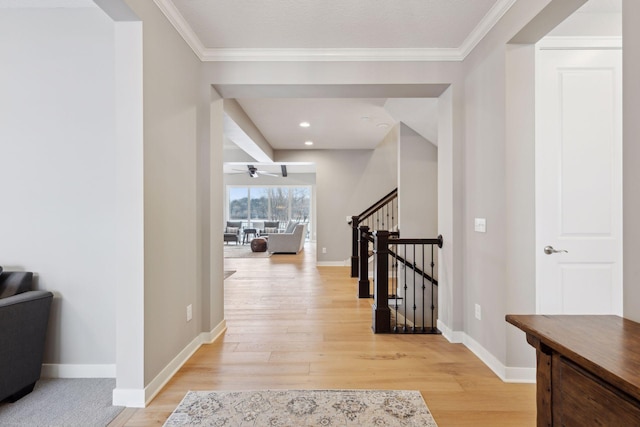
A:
[[349, 190, 442, 334], [349, 188, 398, 277]]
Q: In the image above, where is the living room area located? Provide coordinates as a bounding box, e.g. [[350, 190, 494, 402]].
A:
[[222, 166, 314, 257]]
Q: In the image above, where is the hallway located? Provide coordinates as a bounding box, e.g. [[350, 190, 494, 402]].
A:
[[120, 243, 535, 426]]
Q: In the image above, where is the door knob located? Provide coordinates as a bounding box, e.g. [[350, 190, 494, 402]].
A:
[[544, 245, 568, 255]]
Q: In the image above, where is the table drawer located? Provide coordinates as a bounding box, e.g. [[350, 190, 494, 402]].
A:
[[552, 355, 640, 426]]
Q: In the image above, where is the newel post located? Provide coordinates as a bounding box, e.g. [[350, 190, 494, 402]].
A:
[[372, 230, 390, 333], [350, 215, 360, 277], [358, 225, 370, 298]]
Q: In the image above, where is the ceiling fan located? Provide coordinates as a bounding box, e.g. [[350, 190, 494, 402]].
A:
[[230, 164, 280, 178]]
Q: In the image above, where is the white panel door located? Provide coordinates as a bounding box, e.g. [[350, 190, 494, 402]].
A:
[[536, 47, 622, 315]]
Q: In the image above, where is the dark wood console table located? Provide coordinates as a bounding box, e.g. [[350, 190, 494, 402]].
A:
[[506, 315, 640, 427]]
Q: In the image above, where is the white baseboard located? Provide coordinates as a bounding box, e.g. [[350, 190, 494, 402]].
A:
[[199, 319, 227, 344], [316, 261, 349, 267], [503, 366, 536, 383], [437, 319, 464, 343], [112, 319, 227, 408], [143, 320, 227, 406], [113, 388, 146, 408], [437, 320, 535, 383], [41, 364, 116, 378]]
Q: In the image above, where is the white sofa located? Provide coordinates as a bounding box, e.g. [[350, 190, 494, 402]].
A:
[[267, 223, 307, 254]]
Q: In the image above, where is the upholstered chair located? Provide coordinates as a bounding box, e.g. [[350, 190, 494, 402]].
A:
[[224, 221, 242, 244], [259, 221, 280, 237]]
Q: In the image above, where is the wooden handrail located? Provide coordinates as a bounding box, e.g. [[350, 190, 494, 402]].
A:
[[356, 188, 398, 224], [350, 188, 398, 277]]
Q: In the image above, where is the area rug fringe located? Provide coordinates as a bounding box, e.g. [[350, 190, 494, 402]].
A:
[[164, 389, 438, 426]]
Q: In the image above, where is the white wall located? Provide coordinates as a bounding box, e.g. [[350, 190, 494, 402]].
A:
[[504, 44, 537, 369], [436, 87, 457, 334], [0, 5, 119, 375], [276, 128, 398, 264], [205, 88, 225, 341], [398, 124, 438, 239], [122, 0, 205, 387], [548, 7, 621, 37], [457, 0, 558, 377], [623, 0, 640, 321], [462, 42, 509, 366], [111, 6, 145, 401]]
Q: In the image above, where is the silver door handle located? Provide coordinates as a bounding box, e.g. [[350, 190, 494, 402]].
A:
[[544, 245, 568, 255]]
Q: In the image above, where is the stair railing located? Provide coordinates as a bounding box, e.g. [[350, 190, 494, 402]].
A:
[[350, 188, 398, 277], [371, 230, 443, 334]]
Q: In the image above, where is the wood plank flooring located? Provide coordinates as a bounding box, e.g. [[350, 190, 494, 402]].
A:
[[116, 243, 535, 426]]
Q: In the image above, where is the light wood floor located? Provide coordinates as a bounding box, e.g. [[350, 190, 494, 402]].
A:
[[116, 243, 536, 426]]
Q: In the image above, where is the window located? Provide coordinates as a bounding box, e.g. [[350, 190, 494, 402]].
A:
[[291, 187, 310, 222], [250, 187, 268, 220], [229, 187, 248, 220], [268, 187, 289, 222], [227, 186, 312, 230]]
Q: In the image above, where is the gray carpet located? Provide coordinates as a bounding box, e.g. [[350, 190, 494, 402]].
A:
[[0, 378, 123, 427]]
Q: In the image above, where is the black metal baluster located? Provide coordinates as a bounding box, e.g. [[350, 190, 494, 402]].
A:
[[411, 244, 417, 333], [392, 242, 398, 333], [421, 244, 426, 332], [358, 226, 370, 298], [403, 244, 408, 333], [430, 242, 436, 333]]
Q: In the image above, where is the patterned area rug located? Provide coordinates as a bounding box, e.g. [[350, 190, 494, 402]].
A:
[[164, 389, 438, 426]]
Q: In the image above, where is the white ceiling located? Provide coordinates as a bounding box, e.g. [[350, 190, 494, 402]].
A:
[[155, 0, 513, 165], [167, 0, 499, 50], [236, 98, 396, 150], [224, 162, 314, 175], [153, 0, 617, 172]]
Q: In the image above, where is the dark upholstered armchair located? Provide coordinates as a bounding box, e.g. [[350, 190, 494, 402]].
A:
[[0, 271, 53, 402], [224, 221, 242, 244]]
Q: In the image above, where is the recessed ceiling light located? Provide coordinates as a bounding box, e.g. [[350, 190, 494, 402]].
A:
[[304, 141, 314, 146], [377, 123, 390, 129], [299, 122, 310, 128], [361, 116, 370, 121]]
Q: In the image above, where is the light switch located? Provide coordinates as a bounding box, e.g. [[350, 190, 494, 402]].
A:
[[474, 218, 486, 233]]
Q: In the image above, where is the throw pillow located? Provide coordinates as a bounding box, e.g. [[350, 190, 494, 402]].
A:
[[226, 226, 239, 234], [264, 227, 278, 233], [0, 271, 33, 299], [285, 221, 298, 233]]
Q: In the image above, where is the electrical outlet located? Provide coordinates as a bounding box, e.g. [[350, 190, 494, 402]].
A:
[[475, 304, 481, 320], [322, 247, 327, 254], [186, 304, 193, 322]]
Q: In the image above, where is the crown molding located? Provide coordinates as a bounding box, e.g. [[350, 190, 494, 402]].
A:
[[0, 0, 94, 7], [200, 47, 463, 62], [459, 0, 518, 58], [154, 0, 516, 62], [153, 0, 206, 60]]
